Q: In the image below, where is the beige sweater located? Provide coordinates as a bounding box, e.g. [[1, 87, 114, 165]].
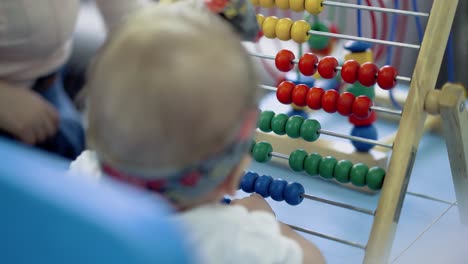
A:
[[0, 0, 149, 87]]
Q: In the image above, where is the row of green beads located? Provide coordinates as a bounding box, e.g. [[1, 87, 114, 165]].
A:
[[288, 149, 385, 190], [258, 111, 321, 142], [251, 141, 273, 163]]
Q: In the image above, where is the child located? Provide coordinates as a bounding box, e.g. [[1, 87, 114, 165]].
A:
[[70, 2, 325, 263]]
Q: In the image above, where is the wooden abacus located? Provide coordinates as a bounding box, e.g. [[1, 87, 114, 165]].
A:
[[243, 0, 466, 263]]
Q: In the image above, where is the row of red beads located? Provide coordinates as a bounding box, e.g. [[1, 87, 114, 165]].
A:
[[274, 49, 398, 90]]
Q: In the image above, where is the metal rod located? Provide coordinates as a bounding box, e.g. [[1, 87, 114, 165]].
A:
[[271, 152, 289, 160], [251, 53, 412, 82], [406, 191, 455, 205], [288, 224, 367, 249], [307, 30, 420, 49], [302, 194, 376, 215], [319, 129, 393, 149], [323, 1, 429, 18]]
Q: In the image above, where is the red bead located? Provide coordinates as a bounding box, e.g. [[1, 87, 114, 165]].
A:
[[275, 49, 295, 72], [298, 53, 319, 76], [377, 65, 398, 90], [337, 92, 355, 116], [358, 62, 379, 86], [321, 89, 340, 113], [317, 56, 339, 79], [352, 95, 373, 119], [292, 84, 309, 107], [349, 111, 377, 126], [341, 60, 360, 84], [276, 81, 295, 104], [306, 87, 324, 110]]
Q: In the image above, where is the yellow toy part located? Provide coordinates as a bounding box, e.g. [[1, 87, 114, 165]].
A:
[[305, 0, 324, 15], [263, 16, 279, 38], [276, 18, 294, 41], [256, 14, 265, 28], [276, 0, 290, 10], [291, 20, 311, 43], [344, 50, 374, 64], [289, 0, 305, 12], [259, 0, 275, 8], [250, 0, 260, 6]]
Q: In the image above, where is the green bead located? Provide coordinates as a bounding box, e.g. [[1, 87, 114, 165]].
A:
[[319, 156, 337, 179], [288, 149, 308, 172], [350, 163, 369, 187], [300, 119, 321, 142], [367, 167, 386, 190], [347, 82, 375, 99], [252, 141, 272, 163], [285, 115, 304, 138], [271, 113, 289, 135], [304, 153, 322, 176], [258, 111, 275, 132], [334, 160, 353, 183], [308, 22, 330, 50]]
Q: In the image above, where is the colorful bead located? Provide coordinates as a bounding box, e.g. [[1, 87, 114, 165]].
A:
[[337, 92, 355, 116], [349, 110, 377, 126], [306, 87, 324, 110], [259, 0, 275, 8], [289, 0, 305, 12], [308, 22, 329, 50], [250, 0, 260, 6], [255, 175, 273, 198], [305, 0, 324, 15], [377, 66, 398, 90], [341, 60, 360, 84], [367, 167, 385, 190], [252, 141, 272, 163], [292, 84, 309, 107], [343, 41, 373, 53], [285, 115, 304, 138], [256, 14, 265, 28], [276, 18, 294, 41], [284, 182, 305, 205], [304, 153, 322, 176], [263, 16, 278, 38], [300, 119, 321, 142], [319, 156, 337, 179], [350, 125, 377, 152], [271, 113, 289, 135], [258, 110, 275, 132], [276, 0, 290, 9], [298, 53, 319, 76], [321, 89, 340, 113], [352, 95, 373, 119], [269, 179, 288, 201], [344, 51, 374, 65], [358, 62, 378, 87], [291, 20, 311, 43], [240, 171, 258, 193], [334, 160, 353, 183], [347, 82, 375, 99], [317, 56, 339, 79], [350, 163, 368, 187], [289, 149, 308, 172], [275, 49, 295, 72], [276, 81, 295, 104]]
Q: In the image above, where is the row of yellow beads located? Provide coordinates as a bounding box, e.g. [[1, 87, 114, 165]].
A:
[[257, 14, 311, 43], [251, 0, 324, 14]]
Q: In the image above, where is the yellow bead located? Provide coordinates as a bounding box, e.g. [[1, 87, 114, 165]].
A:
[[276, 0, 290, 10], [291, 20, 311, 43], [276, 18, 294, 41], [250, 0, 260, 6], [292, 104, 306, 111], [305, 0, 324, 15], [289, 0, 305, 12], [263, 16, 279, 39], [259, 0, 275, 8], [344, 51, 374, 64], [256, 14, 265, 28]]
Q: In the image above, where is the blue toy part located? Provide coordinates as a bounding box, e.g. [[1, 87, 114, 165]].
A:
[[287, 109, 309, 119], [221, 197, 232, 204], [240, 171, 259, 193], [0, 137, 192, 264], [269, 179, 288, 202], [343, 40, 373, 52], [314, 77, 340, 91], [350, 125, 378, 152], [284, 182, 305, 206], [285, 71, 315, 87], [254, 175, 273, 198]]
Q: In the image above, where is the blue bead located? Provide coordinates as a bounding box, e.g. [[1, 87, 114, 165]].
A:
[[269, 179, 288, 201], [221, 197, 231, 204], [254, 175, 273, 198], [285, 71, 316, 87], [350, 125, 378, 152], [240, 171, 258, 193], [314, 78, 340, 91], [343, 41, 373, 52], [287, 109, 309, 119], [284, 182, 305, 206]]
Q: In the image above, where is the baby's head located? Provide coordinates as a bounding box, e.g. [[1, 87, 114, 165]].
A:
[[85, 2, 260, 208]]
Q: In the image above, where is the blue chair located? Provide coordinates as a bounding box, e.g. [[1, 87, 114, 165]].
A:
[[0, 138, 192, 264]]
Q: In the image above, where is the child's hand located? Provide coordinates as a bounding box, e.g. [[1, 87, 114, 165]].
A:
[[231, 193, 275, 216]]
